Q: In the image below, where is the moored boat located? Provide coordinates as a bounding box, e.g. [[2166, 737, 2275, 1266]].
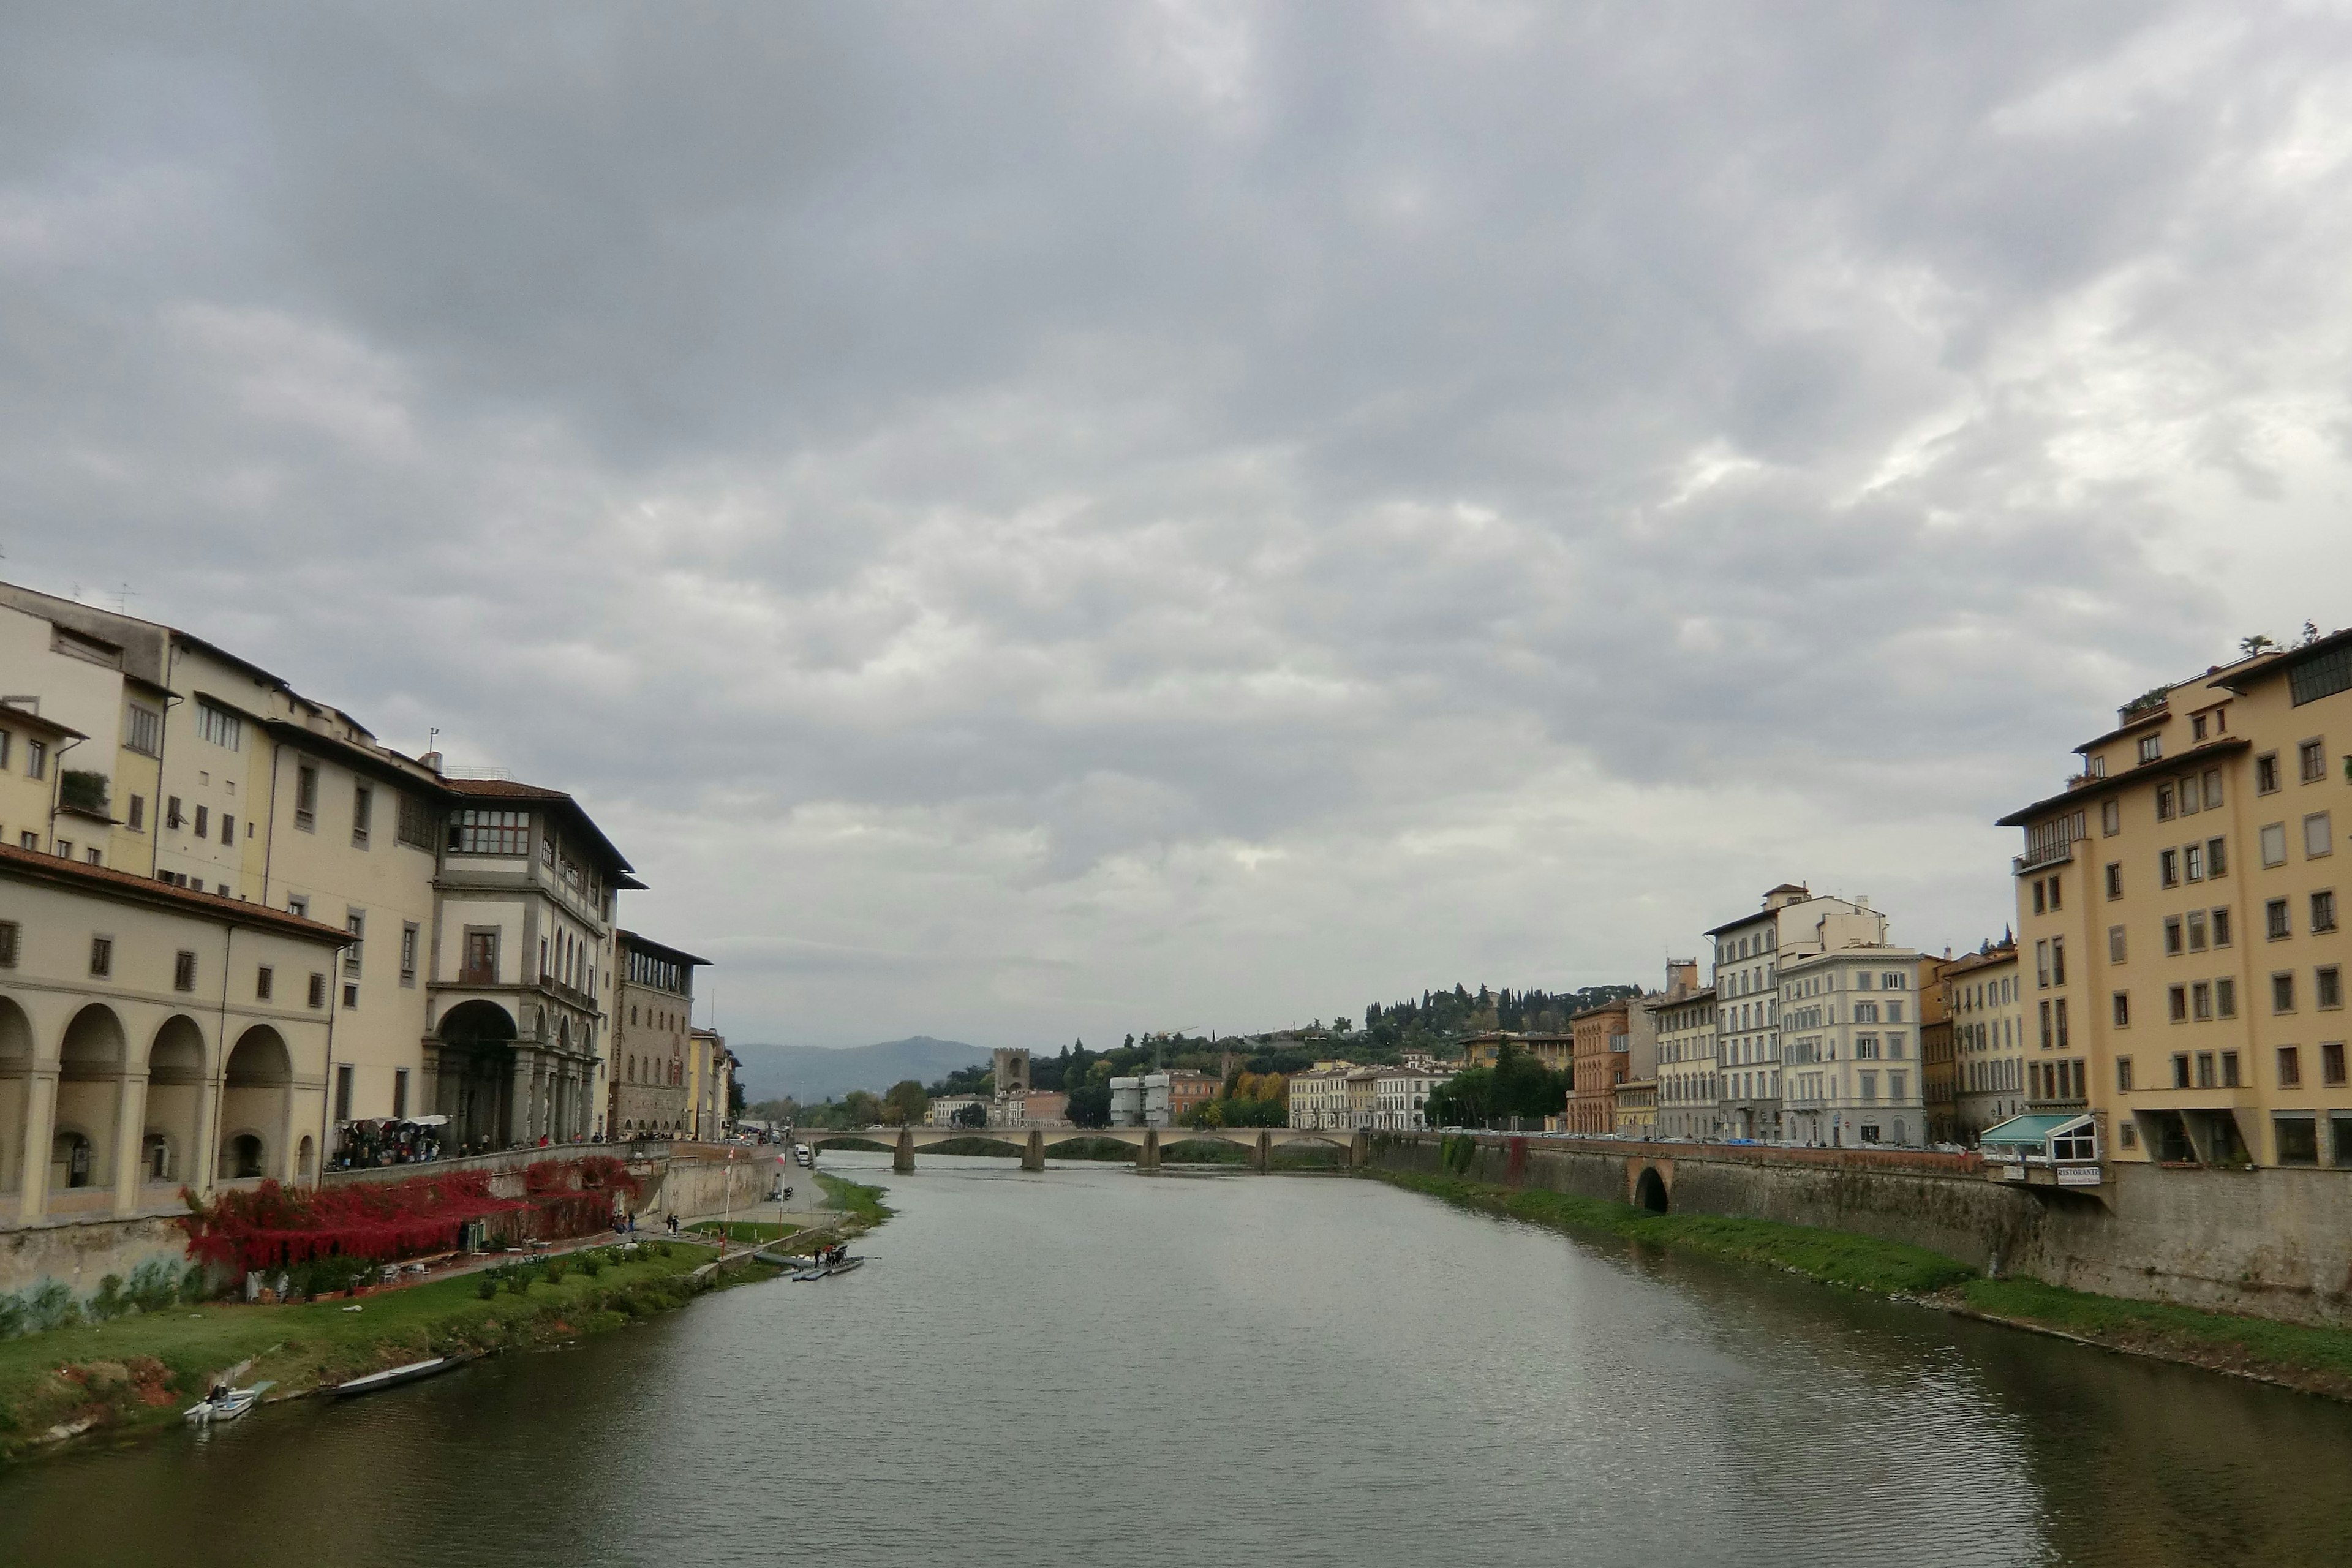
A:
[[332, 1357, 456, 1398], [184, 1381, 272, 1424]]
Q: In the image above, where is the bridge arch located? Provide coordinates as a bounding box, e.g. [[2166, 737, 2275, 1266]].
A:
[[1634, 1164, 1670, 1213]]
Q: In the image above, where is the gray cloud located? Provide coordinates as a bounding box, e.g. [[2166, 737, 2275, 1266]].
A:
[[7, 2, 2352, 1044]]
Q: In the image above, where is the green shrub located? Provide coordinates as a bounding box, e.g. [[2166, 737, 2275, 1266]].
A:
[[88, 1275, 127, 1322], [476, 1275, 501, 1300], [505, 1270, 532, 1295], [544, 1261, 567, 1286], [576, 1254, 603, 1278], [0, 1291, 24, 1340], [126, 1257, 183, 1314], [26, 1280, 80, 1333]]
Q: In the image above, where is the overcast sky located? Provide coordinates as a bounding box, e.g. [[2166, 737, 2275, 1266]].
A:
[[9, 4, 2352, 1049]]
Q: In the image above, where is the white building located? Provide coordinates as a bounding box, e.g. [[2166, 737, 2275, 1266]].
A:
[[1373, 1062, 1453, 1130], [1649, 982, 1717, 1140], [1286, 1062, 1355, 1129], [1705, 885, 1889, 1142], [1780, 946, 1929, 1147], [927, 1095, 984, 1128]]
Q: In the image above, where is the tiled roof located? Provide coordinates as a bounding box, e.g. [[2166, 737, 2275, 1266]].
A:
[[0, 842, 346, 943]]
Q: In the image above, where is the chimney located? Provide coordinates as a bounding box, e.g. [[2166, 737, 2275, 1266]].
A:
[[420, 750, 444, 775]]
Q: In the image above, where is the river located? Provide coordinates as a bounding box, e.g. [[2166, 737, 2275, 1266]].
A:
[[5, 1156, 2351, 1567]]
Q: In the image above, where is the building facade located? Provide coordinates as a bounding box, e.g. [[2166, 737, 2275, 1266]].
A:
[[1287, 1062, 1356, 1129], [1569, 1002, 1630, 1134], [612, 932, 703, 1139], [1707, 885, 1891, 1142], [1372, 1062, 1452, 1130], [1780, 946, 1928, 1147], [1943, 942, 2027, 1139], [1999, 633, 2352, 1170], [1650, 984, 1719, 1139]]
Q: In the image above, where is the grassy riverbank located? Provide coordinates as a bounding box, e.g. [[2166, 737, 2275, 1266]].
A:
[[0, 1242, 777, 1463], [1376, 1169, 2352, 1401], [815, 1170, 893, 1226]]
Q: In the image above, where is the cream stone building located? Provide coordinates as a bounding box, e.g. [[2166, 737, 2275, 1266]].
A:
[[1706, 886, 1890, 1141], [611, 931, 703, 1139], [1780, 946, 1928, 1147], [2000, 631, 2352, 1170], [1, 843, 345, 1221], [1287, 1061, 1357, 1129], [1649, 983, 1717, 1139], [1943, 941, 2027, 1140], [1371, 1061, 1453, 1130], [0, 579, 693, 1161]]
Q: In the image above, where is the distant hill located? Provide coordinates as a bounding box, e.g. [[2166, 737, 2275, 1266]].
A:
[[731, 1036, 989, 1104]]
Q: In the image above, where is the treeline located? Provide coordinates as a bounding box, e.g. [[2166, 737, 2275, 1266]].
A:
[[1423, 1041, 1572, 1128], [1363, 983, 1640, 1053]]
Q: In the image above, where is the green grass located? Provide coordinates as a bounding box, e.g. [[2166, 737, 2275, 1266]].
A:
[[1965, 1276, 2352, 1392], [687, 1220, 801, 1245], [814, 1171, 893, 1224], [1377, 1170, 1977, 1295], [0, 1243, 731, 1460], [1041, 1137, 1136, 1162]]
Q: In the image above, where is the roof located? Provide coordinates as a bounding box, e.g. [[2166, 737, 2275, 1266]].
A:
[[1645, 986, 1717, 1012], [259, 716, 442, 796], [1980, 1112, 2092, 1148], [617, 929, 712, 968], [0, 842, 347, 944], [1940, 944, 2018, 979], [0, 706, 85, 740], [1569, 1000, 1631, 1022], [443, 775, 635, 874], [2211, 626, 2352, 694], [1996, 736, 2249, 827], [1781, 944, 1919, 968]]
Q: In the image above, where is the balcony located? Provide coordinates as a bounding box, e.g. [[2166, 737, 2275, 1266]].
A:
[[2013, 839, 2075, 876]]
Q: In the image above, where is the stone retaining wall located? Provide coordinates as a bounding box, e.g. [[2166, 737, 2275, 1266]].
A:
[[1372, 1133, 2352, 1327]]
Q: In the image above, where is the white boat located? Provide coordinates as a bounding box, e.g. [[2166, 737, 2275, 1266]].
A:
[[184, 1381, 271, 1425], [332, 1357, 455, 1398]]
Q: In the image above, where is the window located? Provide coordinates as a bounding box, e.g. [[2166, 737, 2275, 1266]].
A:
[[2268, 898, 2291, 940], [2275, 1115, 2320, 1167], [0, 920, 15, 968], [2040, 998, 2054, 1046], [197, 703, 242, 750], [2196, 1052, 2216, 1088], [2192, 715, 2208, 742], [449, 809, 530, 856], [2223, 1050, 2241, 1088], [2113, 990, 2132, 1027], [2321, 967, 2343, 1010], [2217, 978, 2238, 1018], [124, 793, 145, 832], [2055, 998, 2070, 1048], [393, 1069, 409, 1120], [2291, 646, 2352, 706], [2325, 1041, 2348, 1086], [2036, 941, 2051, 988], [0, 729, 10, 769], [2203, 769, 2223, 809], [2117, 1056, 2134, 1091], [2032, 880, 2046, 915], [395, 791, 431, 849], [2315, 891, 2339, 933], [2188, 910, 2209, 952], [343, 983, 358, 1009], [2169, 985, 2188, 1022], [173, 950, 196, 992], [2279, 1047, 2302, 1087], [464, 930, 499, 984], [2192, 982, 2212, 1022], [401, 922, 420, 986], [2157, 784, 2176, 821], [2139, 734, 2163, 764], [334, 1064, 354, 1122], [220, 812, 233, 845], [167, 795, 183, 829], [2207, 836, 2228, 878], [2180, 777, 2200, 817], [2305, 812, 2334, 859], [2212, 906, 2233, 947], [2274, 972, 2297, 1013], [2262, 823, 2288, 866], [89, 935, 113, 977], [2301, 738, 2327, 783], [2173, 1053, 2191, 1088], [256, 965, 273, 1000], [295, 763, 318, 830], [26, 738, 45, 779], [125, 703, 161, 756], [85, 848, 100, 866], [287, 894, 309, 919], [2186, 843, 2204, 881], [2102, 799, 2121, 836], [2109, 925, 2128, 963], [307, 972, 326, 1009], [2045, 879, 2062, 913], [2165, 917, 2184, 955], [2160, 849, 2180, 887], [344, 911, 364, 978], [194, 804, 208, 838], [2258, 752, 2281, 793], [352, 783, 373, 848], [2101, 861, 2127, 902]]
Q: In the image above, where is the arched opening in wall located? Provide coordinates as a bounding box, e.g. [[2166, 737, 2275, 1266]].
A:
[[50, 1129, 96, 1189], [145, 1015, 206, 1189], [221, 1025, 292, 1182], [1634, 1167, 1670, 1213], [56, 1004, 127, 1196], [438, 1000, 519, 1152], [297, 1134, 315, 1179], [0, 994, 31, 1195]]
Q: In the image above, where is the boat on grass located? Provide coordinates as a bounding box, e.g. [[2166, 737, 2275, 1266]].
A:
[[184, 1380, 275, 1425]]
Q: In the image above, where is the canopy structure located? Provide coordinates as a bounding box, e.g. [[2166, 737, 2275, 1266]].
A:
[[1981, 1112, 2097, 1161]]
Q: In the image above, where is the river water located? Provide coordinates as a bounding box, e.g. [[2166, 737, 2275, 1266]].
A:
[[6, 1156, 2351, 1568]]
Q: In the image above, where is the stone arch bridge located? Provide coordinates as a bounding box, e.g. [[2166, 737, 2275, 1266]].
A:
[[801, 1123, 1365, 1174]]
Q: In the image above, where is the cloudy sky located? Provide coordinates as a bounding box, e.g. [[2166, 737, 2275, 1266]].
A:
[[8, 3, 2352, 1049]]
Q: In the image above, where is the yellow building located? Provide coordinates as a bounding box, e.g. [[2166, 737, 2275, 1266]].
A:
[[0, 704, 84, 858], [1942, 942, 2026, 1140], [1999, 632, 2352, 1169]]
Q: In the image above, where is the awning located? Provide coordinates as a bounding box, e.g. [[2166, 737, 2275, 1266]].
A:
[[1980, 1112, 2092, 1148]]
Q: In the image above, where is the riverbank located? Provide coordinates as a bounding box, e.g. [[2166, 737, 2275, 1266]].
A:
[[1373, 1169, 2352, 1402], [0, 1170, 898, 1462]]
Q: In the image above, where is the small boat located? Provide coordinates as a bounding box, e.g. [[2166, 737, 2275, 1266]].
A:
[[184, 1381, 273, 1425], [793, 1254, 864, 1280], [332, 1357, 455, 1399]]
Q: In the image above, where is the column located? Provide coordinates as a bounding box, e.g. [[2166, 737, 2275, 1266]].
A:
[[1140, 1127, 1159, 1171], [893, 1126, 916, 1174], [1022, 1128, 1044, 1172], [508, 1047, 535, 1147], [13, 1071, 56, 1223], [189, 1052, 221, 1199], [1253, 1129, 1270, 1174], [110, 1070, 150, 1216]]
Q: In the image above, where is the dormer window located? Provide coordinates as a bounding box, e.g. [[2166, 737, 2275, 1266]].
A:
[[2139, 734, 2163, 764]]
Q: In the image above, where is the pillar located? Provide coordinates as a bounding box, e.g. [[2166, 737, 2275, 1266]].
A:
[[1140, 1127, 1159, 1172], [1253, 1129, 1270, 1174], [1023, 1128, 1045, 1172], [507, 1047, 535, 1147], [1349, 1129, 1367, 1169], [13, 1071, 56, 1223], [893, 1126, 916, 1174], [110, 1070, 150, 1216]]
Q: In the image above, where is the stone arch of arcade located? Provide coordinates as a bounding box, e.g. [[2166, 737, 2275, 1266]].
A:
[[220, 1025, 293, 1183], [436, 1000, 519, 1153], [1633, 1163, 1671, 1214]]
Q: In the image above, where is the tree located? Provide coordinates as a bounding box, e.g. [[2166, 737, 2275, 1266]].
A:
[[881, 1080, 928, 1126], [842, 1088, 883, 1126], [2242, 633, 2277, 658], [951, 1100, 987, 1129], [726, 1080, 746, 1120], [1066, 1082, 1113, 1128]]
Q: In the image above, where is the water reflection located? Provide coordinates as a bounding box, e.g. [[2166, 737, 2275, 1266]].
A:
[[4, 1158, 2348, 1568]]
